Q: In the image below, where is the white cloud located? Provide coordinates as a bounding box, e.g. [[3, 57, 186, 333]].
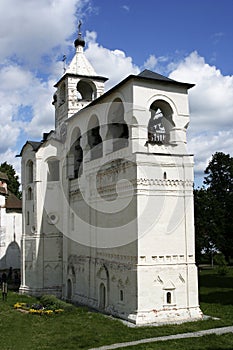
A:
[[85, 31, 140, 90], [0, 125, 21, 154], [0, 0, 87, 67], [122, 5, 130, 12], [169, 51, 233, 180], [0, 0, 232, 188], [212, 32, 224, 45], [0, 0, 91, 169], [0, 63, 56, 148], [144, 55, 158, 70], [143, 54, 169, 74]]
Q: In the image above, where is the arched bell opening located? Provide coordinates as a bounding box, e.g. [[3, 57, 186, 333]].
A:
[[147, 100, 174, 145], [77, 79, 96, 101], [87, 115, 103, 160], [106, 98, 129, 152], [68, 127, 83, 179]]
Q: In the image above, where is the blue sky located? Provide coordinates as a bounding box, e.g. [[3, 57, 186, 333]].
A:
[[0, 0, 232, 186], [86, 0, 233, 75]]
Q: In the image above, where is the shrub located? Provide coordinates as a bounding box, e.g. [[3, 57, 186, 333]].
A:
[[214, 253, 229, 276], [40, 295, 74, 312]]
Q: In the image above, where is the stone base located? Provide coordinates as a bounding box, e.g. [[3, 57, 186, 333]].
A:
[[19, 285, 62, 298], [128, 306, 203, 325]]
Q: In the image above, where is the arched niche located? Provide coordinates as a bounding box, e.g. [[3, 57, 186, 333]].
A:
[[107, 98, 129, 152], [67, 278, 72, 300], [68, 127, 83, 179], [98, 264, 109, 309], [99, 282, 106, 309], [77, 79, 96, 101], [87, 115, 103, 160], [5, 241, 21, 269], [27, 186, 33, 200], [147, 100, 175, 145]]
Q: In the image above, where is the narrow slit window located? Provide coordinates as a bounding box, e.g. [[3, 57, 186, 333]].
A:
[[166, 292, 171, 304], [120, 290, 124, 302]]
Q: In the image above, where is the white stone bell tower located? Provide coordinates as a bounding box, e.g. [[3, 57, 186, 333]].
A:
[[52, 21, 108, 130]]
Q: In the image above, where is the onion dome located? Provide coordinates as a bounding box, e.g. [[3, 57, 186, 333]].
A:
[[74, 20, 85, 48]]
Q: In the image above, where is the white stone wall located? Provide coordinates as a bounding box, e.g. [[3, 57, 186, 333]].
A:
[[20, 44, 202, 324], [0, 205, 21, 270]]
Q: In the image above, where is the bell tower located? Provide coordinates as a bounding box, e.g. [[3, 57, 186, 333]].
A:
[[52, 21, 108, 130]]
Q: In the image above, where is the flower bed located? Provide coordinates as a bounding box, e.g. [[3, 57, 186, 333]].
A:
[[14, 302, 64, 315]]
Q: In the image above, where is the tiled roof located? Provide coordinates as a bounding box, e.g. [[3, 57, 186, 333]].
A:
[[138, 69, 175, 82], [84, 69, 195, 111], [5, 191, 22, 210], [137, 69, 195, 88], [18, 140, 43, 157]]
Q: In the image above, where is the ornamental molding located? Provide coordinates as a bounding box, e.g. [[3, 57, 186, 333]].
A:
[[136, 178, 193, 187]]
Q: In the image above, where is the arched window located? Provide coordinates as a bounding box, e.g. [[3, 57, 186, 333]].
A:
[[59, 82, 66, 105], [87, 115, 103, 160], [69, 127, 83, 179], [27, 187, 33, 200], [148, 100, 174, 145], [107, 98, 129, 152], [47, 159, 60, 181], [26, 160, 33, 184]]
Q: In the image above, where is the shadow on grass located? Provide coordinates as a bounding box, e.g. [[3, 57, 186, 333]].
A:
[[199, 269, 233, 289], [200, 290, 233, 305]]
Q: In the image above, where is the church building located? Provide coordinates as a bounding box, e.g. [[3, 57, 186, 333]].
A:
[[0, 172, 22, 273], [19, 24, 202, 325]]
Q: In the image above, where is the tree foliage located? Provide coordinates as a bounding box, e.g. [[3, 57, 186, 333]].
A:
[[0, 162, 21, 199], [194, 152, 233, 263]]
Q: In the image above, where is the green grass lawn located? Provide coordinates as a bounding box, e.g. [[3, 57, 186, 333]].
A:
[[0, 268, 233, 350]]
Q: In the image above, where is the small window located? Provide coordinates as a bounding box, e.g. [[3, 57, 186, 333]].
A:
[[120, 290, 124, 302], [26, 211, 30, 225], [166, 292, 171, 304], [71, 212, 74, 231], [163, 172, 167, 180]]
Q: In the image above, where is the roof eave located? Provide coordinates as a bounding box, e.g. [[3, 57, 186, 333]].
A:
[[54, 73, 108, 88]]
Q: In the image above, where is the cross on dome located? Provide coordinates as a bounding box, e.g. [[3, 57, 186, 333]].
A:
[[74, 19, 85, 48]]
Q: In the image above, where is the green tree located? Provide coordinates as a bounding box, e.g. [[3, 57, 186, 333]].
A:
[[0, 161, 21, 199], [194, 188, 211, 264], [195, 152, 233, 263]]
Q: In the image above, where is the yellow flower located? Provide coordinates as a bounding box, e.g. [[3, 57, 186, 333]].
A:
[[55, 309, 64, 313], [44, 310, 53, 315], [14, 302, 27, 309]]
